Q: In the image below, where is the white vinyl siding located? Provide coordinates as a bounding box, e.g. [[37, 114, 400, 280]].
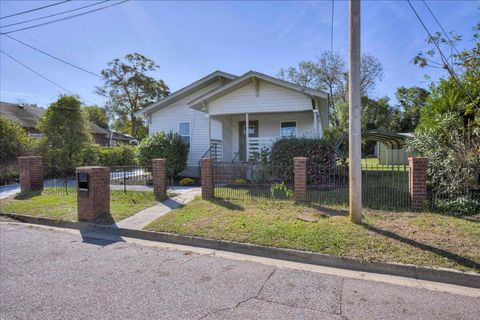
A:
[[212, 112, 316, 161], [208, 81, 313, 115], [149, 81, 223, 167]]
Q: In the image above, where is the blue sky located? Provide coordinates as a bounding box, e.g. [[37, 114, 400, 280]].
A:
[[0, 0, 478, 108]]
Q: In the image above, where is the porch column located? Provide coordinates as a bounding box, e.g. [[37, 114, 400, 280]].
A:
[[313, 110, 319, 136], [245, 113, 249, 161]]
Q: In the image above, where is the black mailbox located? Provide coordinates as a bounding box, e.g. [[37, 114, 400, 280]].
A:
[[78, 172, 89, 192]]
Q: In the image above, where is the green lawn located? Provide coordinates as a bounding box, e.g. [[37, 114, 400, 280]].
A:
[[360, 157, 408, 171], [0, 188, 160, 224], [215, 171, 410, 210], [145, 198, 480, 273]]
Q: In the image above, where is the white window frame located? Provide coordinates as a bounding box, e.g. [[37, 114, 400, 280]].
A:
[[280, 121, 297, 138], [178, 121, 191, 145]]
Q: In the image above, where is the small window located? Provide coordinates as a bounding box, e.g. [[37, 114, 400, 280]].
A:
[[280, 121, 296, 137], [179, 122, 190, 146]]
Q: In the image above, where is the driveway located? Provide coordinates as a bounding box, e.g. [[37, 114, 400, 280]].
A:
[[1, 222, 478, 320]]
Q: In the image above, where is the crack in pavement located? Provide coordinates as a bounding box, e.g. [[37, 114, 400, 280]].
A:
[[197, 268, 277, 320]]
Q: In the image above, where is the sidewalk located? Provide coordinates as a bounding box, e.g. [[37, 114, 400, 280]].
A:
[[114, 187, 201, 230]]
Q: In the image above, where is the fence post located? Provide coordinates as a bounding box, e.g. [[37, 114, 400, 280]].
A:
[[408, 157, 428, 211], [201, 159, 214, 200], [18, 156, 43, 193], [152, 159, 167, 200], [294, 157, 307, 204], [76, 166, 110, 222]]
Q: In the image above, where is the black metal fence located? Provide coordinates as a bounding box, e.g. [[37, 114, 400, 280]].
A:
[[213, 162, 294, 201], [109, 166, 153, 193], [42, 167, 76, 196], [307, 164, 410, 210], [213, 162, 410, 210]]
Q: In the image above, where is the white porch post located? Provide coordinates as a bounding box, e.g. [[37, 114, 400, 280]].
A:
[[313, 110, 319, 137], [245, 113, 249, 161]]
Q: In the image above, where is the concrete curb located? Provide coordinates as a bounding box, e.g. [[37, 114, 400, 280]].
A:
[[2, 211, 479, 289]]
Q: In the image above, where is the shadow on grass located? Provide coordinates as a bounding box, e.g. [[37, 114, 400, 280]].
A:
[[307, 205, 348, 216], [209, 199, 244, 211], [13, 191, 42, 200], [362, 223, 480, 271]]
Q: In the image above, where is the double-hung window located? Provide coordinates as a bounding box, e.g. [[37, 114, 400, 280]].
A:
[[280, 121, 297, 138], [179, 122, 191, 146]]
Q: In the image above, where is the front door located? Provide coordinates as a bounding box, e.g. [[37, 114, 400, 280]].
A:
[[239, 121, 258, 161]]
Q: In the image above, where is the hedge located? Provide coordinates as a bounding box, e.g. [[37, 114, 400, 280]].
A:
[[270, 137, 334, 185], [138, 131, 188, 175]]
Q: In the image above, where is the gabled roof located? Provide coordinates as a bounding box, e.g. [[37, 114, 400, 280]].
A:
[[1, 101, 111, 137], [188, 70, 329, 109], [135, 70, 237, 117]]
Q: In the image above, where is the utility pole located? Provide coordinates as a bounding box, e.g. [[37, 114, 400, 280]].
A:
[[349, 0, 362, 223]]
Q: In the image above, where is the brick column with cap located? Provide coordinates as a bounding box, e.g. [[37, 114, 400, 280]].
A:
[[76, 166, 110, 222], [18, 156, 43, 193], [408, 157, 428, 211], [201, 159, 214, 200], [152, 158, 167, 200], [294, 157, 307, 203]]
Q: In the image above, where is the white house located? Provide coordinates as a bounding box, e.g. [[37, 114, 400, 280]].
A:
[[136, 70, 329, 176]]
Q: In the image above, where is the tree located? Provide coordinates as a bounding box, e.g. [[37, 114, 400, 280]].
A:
[[408, 21, 480, 214], [413, 22, 479, 128], [278, 51, 384, 128], [0, 117, 33, 165], [83, 105, 109, 129], [112, 114, 148, 141], [395, 86, 429, 132], [37, 96, 92, 169], [96, 53, 170, 140]]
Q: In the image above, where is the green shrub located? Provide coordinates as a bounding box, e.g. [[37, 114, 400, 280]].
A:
[[138, 131, 188, 175], [179, 177, 194, 186], [98, 144, 138, 167], [0, 117, 34, 164], [433, 197, 480, 216], [270, 137, 334, 184]]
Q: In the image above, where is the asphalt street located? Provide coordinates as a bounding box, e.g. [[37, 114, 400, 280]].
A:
[[1, 222, 479, 320]]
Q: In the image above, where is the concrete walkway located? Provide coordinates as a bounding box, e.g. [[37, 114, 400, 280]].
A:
[[115, 187, 201, 230]]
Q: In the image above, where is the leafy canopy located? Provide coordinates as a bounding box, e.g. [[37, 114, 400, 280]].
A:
[[96, 53, 169, 140], [83, 105, 109, 129], [37, 95, 92, 169], [0, 117, 33, 164]]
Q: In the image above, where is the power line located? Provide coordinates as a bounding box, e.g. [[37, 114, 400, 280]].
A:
[[1, 0, 109, 29], [0, 1, 71, 20], [406, 0, 474, 103], [0, 0, 129, 35], [1, 49, 74, 94], [4, 34, 101, 77], [1, 49, 98, 106]]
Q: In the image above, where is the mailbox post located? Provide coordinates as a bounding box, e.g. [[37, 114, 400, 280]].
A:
[[76, 166, 110, 222]]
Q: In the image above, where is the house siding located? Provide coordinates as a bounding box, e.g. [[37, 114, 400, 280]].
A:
[[208, 81, 314, 115], [149, 81, 224, 167], [214, 112, 317, 161]]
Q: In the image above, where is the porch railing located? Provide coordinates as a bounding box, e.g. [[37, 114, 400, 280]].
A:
[[248, 137, 275, 159]]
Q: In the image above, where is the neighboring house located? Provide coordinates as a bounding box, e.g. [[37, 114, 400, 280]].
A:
[[136, 70, 329, 176], [0, 101, 137, 146]]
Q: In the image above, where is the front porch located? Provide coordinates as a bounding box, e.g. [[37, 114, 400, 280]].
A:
[[207, 111, 322, 162]]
